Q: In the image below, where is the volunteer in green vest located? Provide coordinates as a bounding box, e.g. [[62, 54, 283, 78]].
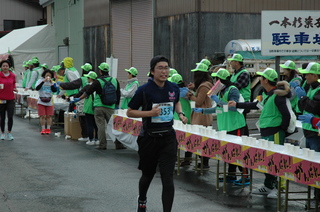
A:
[[26, 57, 43, 90], [280, 60, 302, 114], [228, 68, 291, 199], [59, 62, 92, 141], [72, 71, 99, 146], [58, 57, 80, 97], [295, 62, 320, 208], [193, 68, 248, 185], [75, 62, 125, 150], [21, 61, 29, 88], [228, 53, 251, 136], [120, 67, 140, 109]]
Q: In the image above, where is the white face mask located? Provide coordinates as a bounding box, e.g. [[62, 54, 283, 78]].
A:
[[88, 82, 93, 85]]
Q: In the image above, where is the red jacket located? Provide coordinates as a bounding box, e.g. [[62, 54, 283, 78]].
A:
[[0, 71, 16, 100]]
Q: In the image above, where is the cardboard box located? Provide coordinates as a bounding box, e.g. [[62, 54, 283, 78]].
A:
[[64, 112, 82, 140]]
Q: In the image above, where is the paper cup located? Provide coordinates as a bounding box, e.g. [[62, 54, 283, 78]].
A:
[[241, 135, 248, 144], [223, 104, 228, 112], [268, 141, 274, 150], [293, 146, 300, 155], [308, 149, 315, 160], [302, 148, 309, 157], [218, 130, 227, 139]]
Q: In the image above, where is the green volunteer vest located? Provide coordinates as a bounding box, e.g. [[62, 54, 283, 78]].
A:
[[173, 97, 191, 124], [290, 77, 302, 113], [22, 69, 30, 88], [63, 71, 79, 96], [94, 77, 118, 109], [81, 76, 88, 88], [302, 86, 320, 132], [217, 86, 246, 132], [259, 94, 282, 129], [230, 69, 251, 102], [121, 80, 140, 109], [31, 67, 41, 89], [83, 94, 94, 115]]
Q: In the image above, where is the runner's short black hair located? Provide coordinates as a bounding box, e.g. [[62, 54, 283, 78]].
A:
[[150, 55, 169, 71]]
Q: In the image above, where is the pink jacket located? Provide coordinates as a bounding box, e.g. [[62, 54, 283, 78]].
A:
[[0, 71, 16, 100]]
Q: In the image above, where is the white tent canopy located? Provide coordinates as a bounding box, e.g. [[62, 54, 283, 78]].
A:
[[0, 24, 56, 82]]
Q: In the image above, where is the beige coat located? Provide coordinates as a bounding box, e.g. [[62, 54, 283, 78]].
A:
[[191, 81, 213, 126]]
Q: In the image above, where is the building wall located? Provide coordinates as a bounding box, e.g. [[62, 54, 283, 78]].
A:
[[84, 0, 110, 27], [0, 0, 42, 31], [53, 0, 84, 71], [156, 0, 320, 17]]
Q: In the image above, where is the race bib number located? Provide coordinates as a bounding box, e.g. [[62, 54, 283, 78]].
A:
[[151, 102, 174, 123]]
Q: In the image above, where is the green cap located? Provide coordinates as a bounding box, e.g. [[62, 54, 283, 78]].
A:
[[169, 73, 183, 84], [280, 60, 296, 70], [211, 68, 230, 80], [98, 62, 109, 72], [22, 61, 28, 67], [125, 67, 138, 76], [257, 68, 278, 82], [298, 62, 320, 74], [84, 71, 98, 79], [169, 68, 178, 77], [81, 63, 93, 72], [51, 65, 60, 72], [196, 59, 211, 67], [32, 57, 39, 64], [227, 54, 243, 62], [27, 60, 33, 65], [41, 63, 48, 69], [191, 63, 209, 72]]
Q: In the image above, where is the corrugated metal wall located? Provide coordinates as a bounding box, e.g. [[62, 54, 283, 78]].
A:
[[83, 25, 111, 72], [84, 0, 110, 27], [156, 0, 320, 17], [154, 13, 261, 85]]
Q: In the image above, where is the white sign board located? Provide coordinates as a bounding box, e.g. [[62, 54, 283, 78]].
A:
[[261, 10, 320, 56], [106, 56, 118, 78]]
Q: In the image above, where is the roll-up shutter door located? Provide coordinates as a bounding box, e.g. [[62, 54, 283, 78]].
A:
[[132, 0, 153, 85], [111, 1, 131, 87], [111, 0, 153, 87]]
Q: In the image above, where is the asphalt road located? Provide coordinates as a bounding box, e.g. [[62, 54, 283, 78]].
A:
[[0, 114, 309, 212]]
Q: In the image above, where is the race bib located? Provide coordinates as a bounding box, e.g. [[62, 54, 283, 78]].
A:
[[151, 102, 174, 123]]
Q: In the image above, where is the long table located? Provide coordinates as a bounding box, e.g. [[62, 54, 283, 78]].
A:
[[113, 113, 320, 211], [113, 114, 320, 188]]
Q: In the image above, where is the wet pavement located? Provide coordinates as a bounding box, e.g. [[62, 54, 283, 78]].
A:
[[0, 114, 315, 212]]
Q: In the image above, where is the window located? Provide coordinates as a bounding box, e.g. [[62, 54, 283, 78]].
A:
[[4, 20, 25, 31]]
